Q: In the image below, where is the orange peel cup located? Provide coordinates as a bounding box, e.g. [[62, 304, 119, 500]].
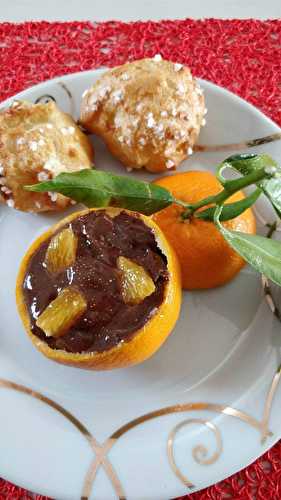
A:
[[16, 208, 182, 370]]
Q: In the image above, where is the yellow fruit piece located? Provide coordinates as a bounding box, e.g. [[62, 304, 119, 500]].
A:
[[117, 256, 156, 305], [36, 287, 87, 338], [45, 227, 78, 274]]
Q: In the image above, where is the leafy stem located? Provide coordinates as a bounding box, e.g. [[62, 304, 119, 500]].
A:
[[180, 166, 274, 220], [25, 153, 281, 288]]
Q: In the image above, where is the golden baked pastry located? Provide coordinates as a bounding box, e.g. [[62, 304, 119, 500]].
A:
[[80, 56, 206, 173], [0, 100, 94, 212], [16, 208, 181, 370]]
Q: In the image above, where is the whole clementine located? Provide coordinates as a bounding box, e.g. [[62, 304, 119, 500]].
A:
[[152, 171, 256, 290]]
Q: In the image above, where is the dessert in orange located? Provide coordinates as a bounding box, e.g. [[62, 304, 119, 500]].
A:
[[16, 207, 181, 370], [152, 171, 256, 289]]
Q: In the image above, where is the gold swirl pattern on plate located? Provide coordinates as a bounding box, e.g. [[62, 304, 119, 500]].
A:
[[167, 418, 223, 489], [0, 371, 280, 499], [195, 132, 281, 152], [0, 379, 125, 500]]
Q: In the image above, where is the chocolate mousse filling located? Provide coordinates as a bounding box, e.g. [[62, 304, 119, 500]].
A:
[[23, 211, 168, 353]]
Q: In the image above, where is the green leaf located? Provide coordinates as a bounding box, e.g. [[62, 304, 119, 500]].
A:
[[221, 153, 281, 218], [196, 188, 261, 221], [263, 178, 281, 218], [215, 205, 281, 287], [222, 153, 278, 176], [25, 169, 174, 215]]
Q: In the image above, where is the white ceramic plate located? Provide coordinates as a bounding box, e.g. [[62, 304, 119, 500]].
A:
[[0, 70, 281, 500]]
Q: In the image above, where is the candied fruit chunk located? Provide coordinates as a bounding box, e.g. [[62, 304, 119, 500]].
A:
[[36, 287, 87, 338], [117, 256, 156, 305], [45, 227, 77, 274]]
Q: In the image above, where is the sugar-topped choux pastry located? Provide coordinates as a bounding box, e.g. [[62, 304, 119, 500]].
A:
[[0, 100, 94, 212], [80, 56, 206, 173]]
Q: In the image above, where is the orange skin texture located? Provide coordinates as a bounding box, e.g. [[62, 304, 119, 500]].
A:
[[152, 171, 256, 290], [16, 208, 182, 371]]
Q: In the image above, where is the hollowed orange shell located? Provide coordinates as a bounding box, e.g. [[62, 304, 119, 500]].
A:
[[16, 207, 182, 370]]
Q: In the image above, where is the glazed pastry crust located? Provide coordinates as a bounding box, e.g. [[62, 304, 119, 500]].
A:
[[80, 57, 206, 173], [0, 100, 94, 212]]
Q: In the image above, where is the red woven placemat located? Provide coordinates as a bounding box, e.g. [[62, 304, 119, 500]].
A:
[[0, 19, 280, 500]]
